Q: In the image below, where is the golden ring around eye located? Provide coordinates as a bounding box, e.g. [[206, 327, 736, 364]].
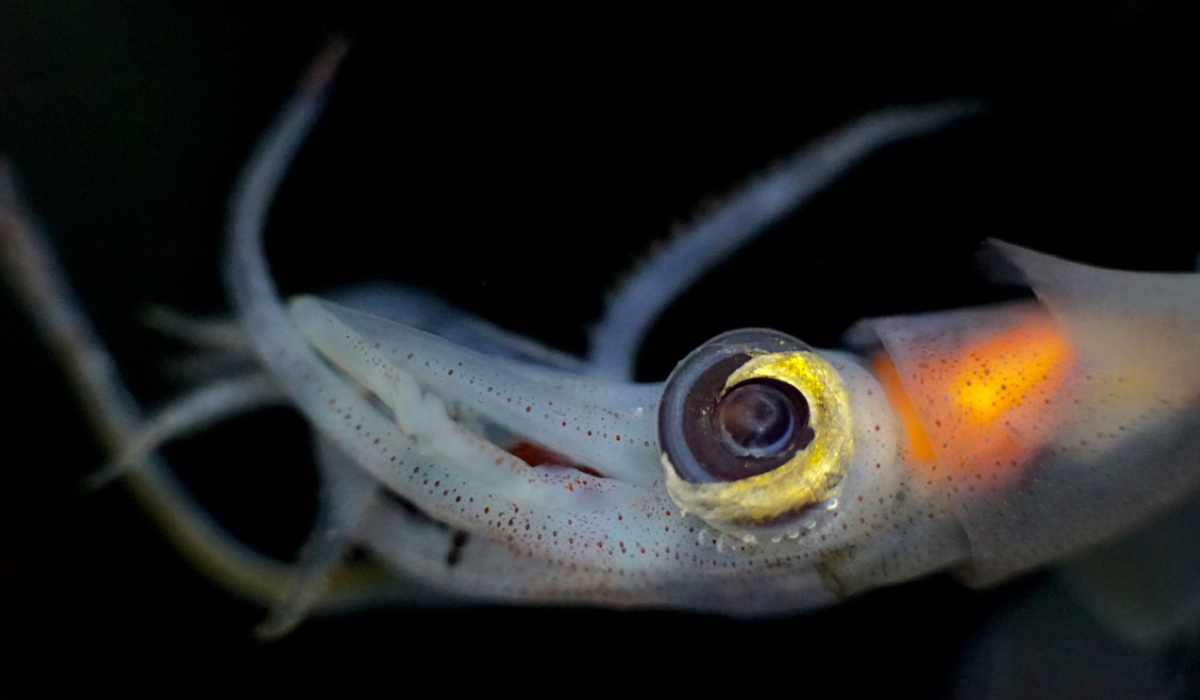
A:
[[662, 351, 855, 531]]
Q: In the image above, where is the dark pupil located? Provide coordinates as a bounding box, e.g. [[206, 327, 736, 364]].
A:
[[716, 380, 799, 457]]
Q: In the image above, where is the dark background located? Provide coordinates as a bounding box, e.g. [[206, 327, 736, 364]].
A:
[[0, 2, 1196, 697]]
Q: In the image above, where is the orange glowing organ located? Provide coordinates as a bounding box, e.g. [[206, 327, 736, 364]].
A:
[[871, 307, 1076, 483]]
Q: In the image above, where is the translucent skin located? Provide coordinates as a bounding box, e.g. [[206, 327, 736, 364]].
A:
[[294, 244, 1200, 608], [4, 42, 1199, 632]]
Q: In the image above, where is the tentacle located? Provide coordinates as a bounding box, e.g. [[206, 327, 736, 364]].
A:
[[587, 102, 983, 381], [0, 139, 388, 616], [257, 436, 381, 639], [0, 158, 294, 604], [222, 38, 434, 505], [161, 349, 262, 385], [292, 296, 662, 487], [324, 283, 587, 372], [141, 305, 253, 354], [89, 372, 286, 488], [290, 297, 647, 510]]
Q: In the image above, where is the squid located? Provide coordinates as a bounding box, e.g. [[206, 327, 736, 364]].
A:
[[3, 41, 1199, 644]]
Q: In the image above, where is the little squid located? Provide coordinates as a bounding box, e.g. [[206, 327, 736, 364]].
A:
[[3, 41, 1199, 650]]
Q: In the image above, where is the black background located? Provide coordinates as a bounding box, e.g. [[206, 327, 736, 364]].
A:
[[0, 2, 1197, 697]]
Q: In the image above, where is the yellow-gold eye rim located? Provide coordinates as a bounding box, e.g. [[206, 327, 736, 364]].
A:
[[662, 350, 855, 530]]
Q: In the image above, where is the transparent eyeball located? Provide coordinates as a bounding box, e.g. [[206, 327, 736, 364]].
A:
[[716, 378, 813, 460], [659, 329, 815, 483], [658, 329, 855, 535]]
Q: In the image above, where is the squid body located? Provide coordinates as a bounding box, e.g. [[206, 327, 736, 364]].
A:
[[3, 43, 1198, 637]]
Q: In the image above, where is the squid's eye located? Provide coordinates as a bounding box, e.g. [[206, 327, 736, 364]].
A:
[[657, 329, 855, 534]]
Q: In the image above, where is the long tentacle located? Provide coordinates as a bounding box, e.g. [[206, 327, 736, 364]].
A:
[[587, 102, 982, 381], [0, 48, 397, 613], [89, 373, 286, 488], [0, 159, 298, 604]]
